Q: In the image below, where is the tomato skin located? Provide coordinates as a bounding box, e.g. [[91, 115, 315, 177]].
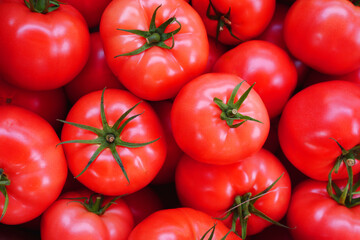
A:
[[150, 100, 183, 185], [60, 0, 111, 29], [213, 40, 298, 119], [287, 179, 360, 240], [0, 0, 90, 91], [171, 73, 269, 165], [192, 0, 275, 45], [278, 81, 360, 181], [61, 89, 167, 195], [100, 0, 209, 101], [175, 149, 291, 236], [41, 191, 134, 240], [128, 207, 242, 239], [0, 78, 68, 133], [0, 106, 68, 225], [65, 32, 123, 105], [284, 0, 360, 75]]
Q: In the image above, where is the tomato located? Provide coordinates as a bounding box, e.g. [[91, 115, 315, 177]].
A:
[[175, 149, 291, 238], [191, 0, 275, 45], [60, 0, 111, 29], [204, 36, 229, 73], [100, 0, 209, 101], [150, 100, 183, 185], [0, 78, 68, 134], [287, 179, 360, 240], [278, 80, 360, 181], [0, 0, 90, 90], [128, 207, 242, 239], [171, 73, 269, 165], [284, 0, 360, 75], [65, 32, 123, 105], [0, 106, 67, 225], [122, 186, 163, 225], [41, 191, 134, 240], [213, 40, 298, 119], [60, 89, 166, 195]]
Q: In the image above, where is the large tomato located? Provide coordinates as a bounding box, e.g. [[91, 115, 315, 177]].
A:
[[100, 0, 209, 101], [60, 89, 166, 195], [0, 106, 67, 225], [41, 191, 134, 240], [284, 0, 360, 75], [213, 40, 298, 118], [191, 0, 275, 45], [0, 0, 90, 90], [175, 149, 291, 238], [287, 179, 360, 240], [278, 81, 360, 181], [128, 208, 242, 239], [171, 73, 269, 165]]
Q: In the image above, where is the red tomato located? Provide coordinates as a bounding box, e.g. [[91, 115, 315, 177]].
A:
[[0, 106, 67, 225], [175, 149, 291, 238], [60, 0, 111, 29], [213, 40, 298, 118], [65, 32, 123, 105], [171, 73, 269, 165], [284, 0, 360, 75], [41, 191, 134, 240], [204, 36, 229, 73], [100, 0, 209, 101], [150, 100, 183, 185], [60, 89, 166, 195], [122, 186, 163, 225], [0, 0, 90, 90], [287, 179, 360, 240], [0, 78, 68, 133], [128, 208, 242, 239], [278, 81, 360, 181], [191, 0, 275, 45]]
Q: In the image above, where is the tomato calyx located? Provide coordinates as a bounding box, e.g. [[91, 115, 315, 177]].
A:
[[24, 0, 62, 13], [0, 169, 10, 222], [114, 5, 182, 57], [206, 0, 241, 42], [57, 88, 159, 183], [64, 194, 123, 215], [327, 138, 360, 207], [350, 0, 360, 6], [217, 173, 289, 239], [213, 81, 262, 128]]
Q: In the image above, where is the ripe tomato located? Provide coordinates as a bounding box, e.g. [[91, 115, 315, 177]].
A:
[[213, 40, 298, 118], [100, 0, 209, 101], [65, 32, 123, 105], [284, 0, 360, 75], [171, 73, 269, 165], [278, 81, 360, 181], [60, 89, 166, 195], [287, 179, 360, 240], [41, 191, 134, 240], [175, 149, 291, 238], [60, 0, 111, 29], [191, 0, 275, 45], [0, 78, 68, 133], [0, 0, 90, 90], [0, 106, 67, 225], [128, 208, 241, 239]]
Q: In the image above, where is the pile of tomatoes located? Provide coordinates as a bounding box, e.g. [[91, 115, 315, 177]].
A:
[[1, 0, 360, 239]]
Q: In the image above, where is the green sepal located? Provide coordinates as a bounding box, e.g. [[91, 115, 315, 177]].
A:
[[115, 5, 181, 57], [0, 169, 10, 222], [214, 81, 262, 128], [24, 0, 62, 13]]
